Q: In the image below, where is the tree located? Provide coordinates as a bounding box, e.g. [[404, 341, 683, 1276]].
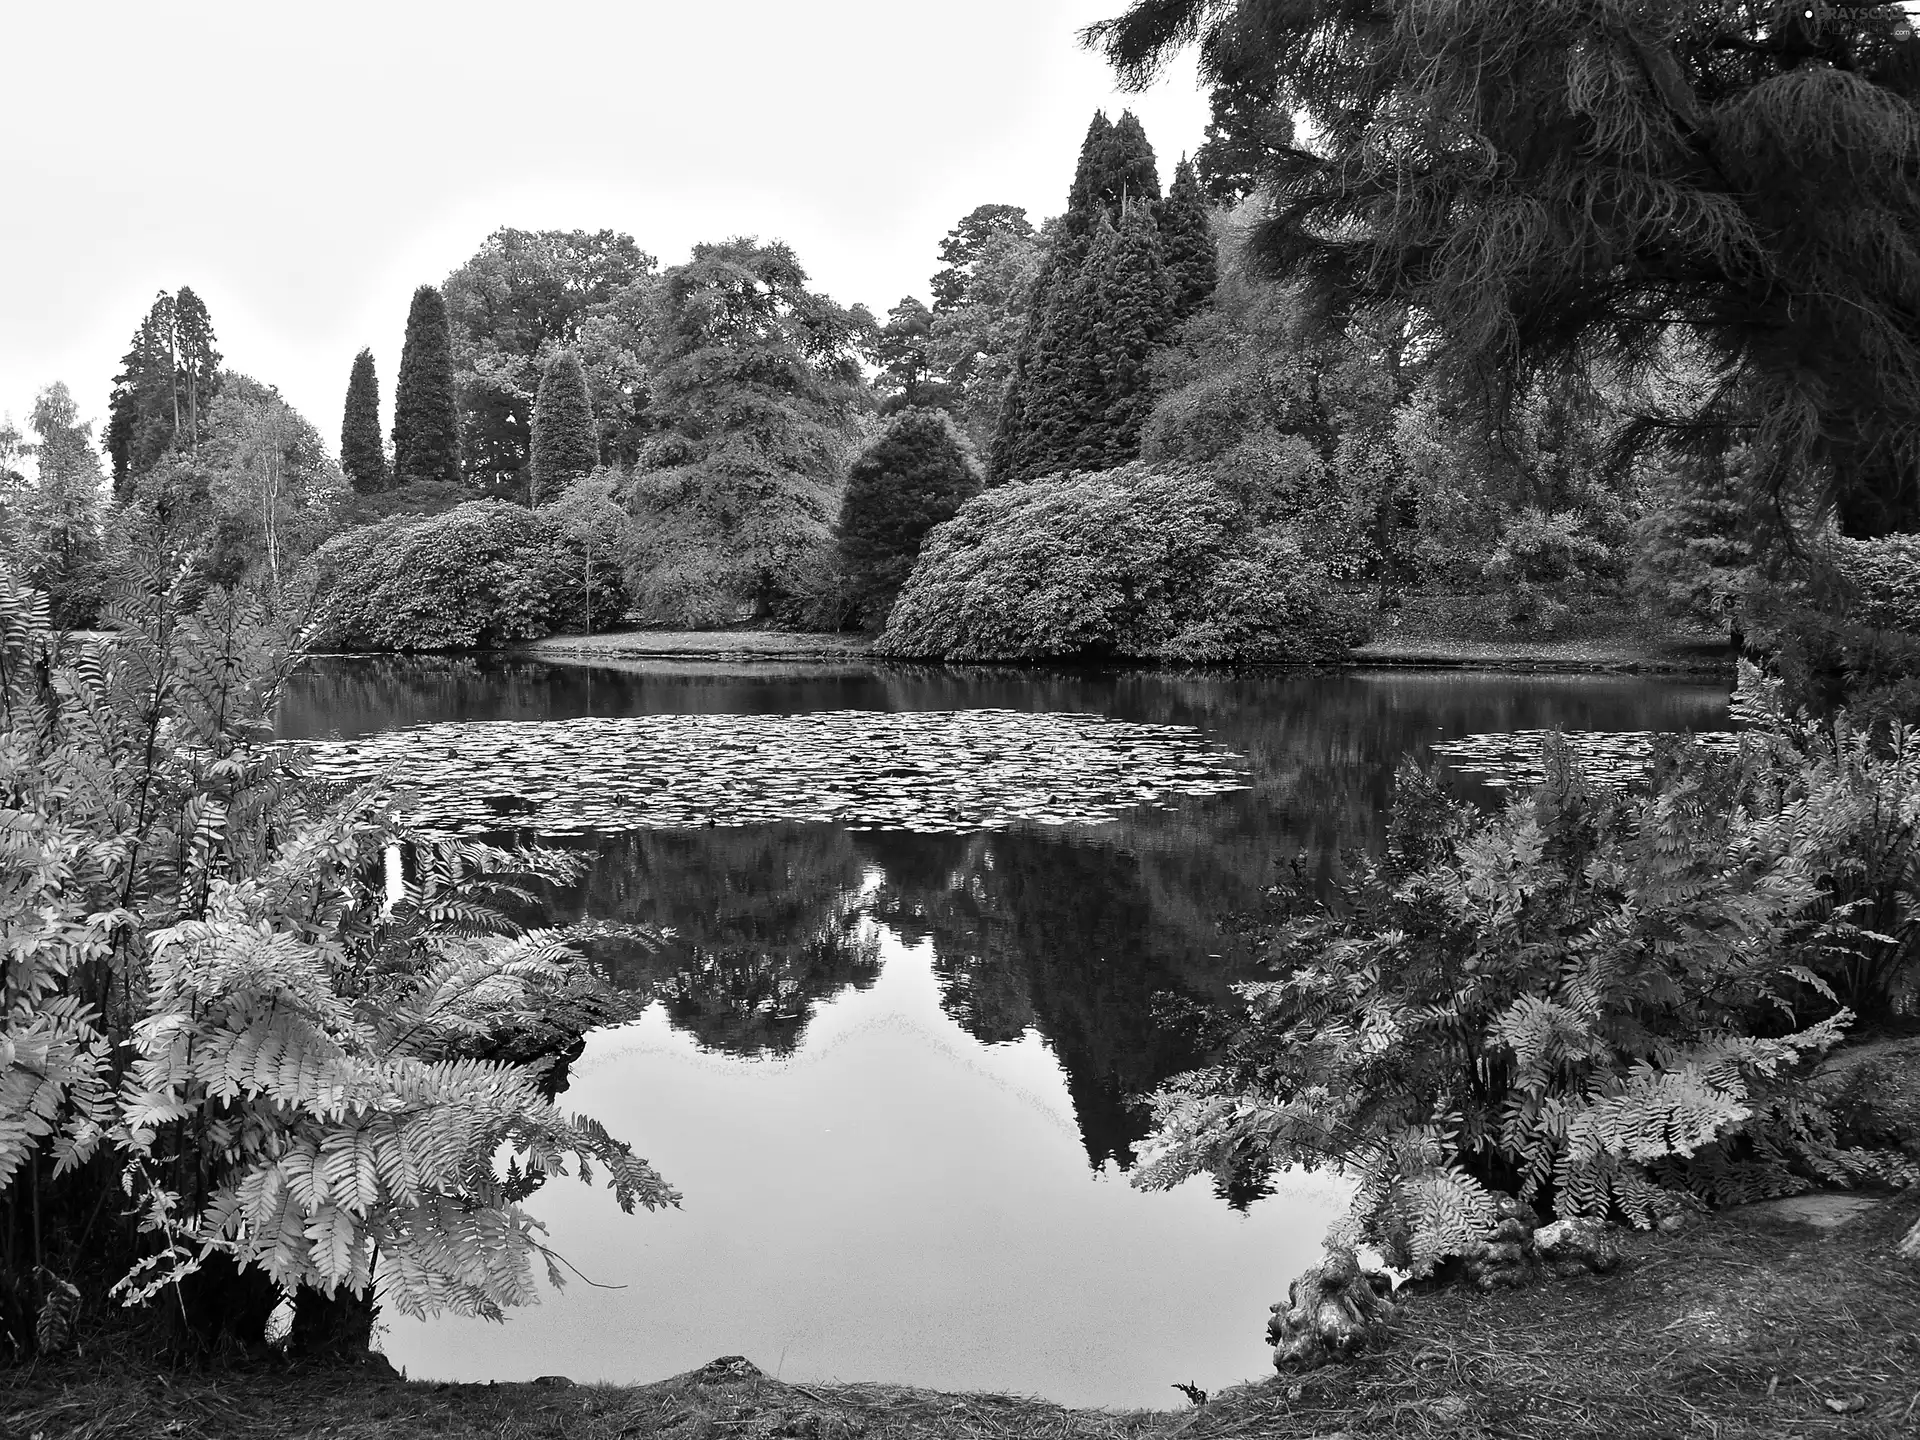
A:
[[340, 348, 390, 494], [17, 383, 107, 626], [1160, 157, 1218, 322], [931, 204, 1035, 312], [926, 220, 1045, 451], [1079, 204, 1176, 467], [392, 285, 463, 489], [625, 237, 872, 624], [443, 228, 660, 494], [530, 349, 598, 505], [873, 297, 954, 414], [1065, 109, 1161, 242], [1192, 73, 1296, 206], [542, 468, 631, 636], [202, 376, 349, 592], [1086, 0, 1920, 536], [837, 409, 982, 628], [105, 289, 223, 496]]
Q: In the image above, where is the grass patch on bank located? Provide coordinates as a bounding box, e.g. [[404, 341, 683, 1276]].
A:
[[8, 1190, 1918, 1440]]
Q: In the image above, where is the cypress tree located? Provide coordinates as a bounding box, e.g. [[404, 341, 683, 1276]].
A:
[[530, 348, 598, 504], [1064, 112, 1118, 244], [391, 284, 463, 488], [1160, 157, 1217, 322], [340, 348, 390, 494], [1079, 204, 1174, 469], [838, 408, 982, 629]]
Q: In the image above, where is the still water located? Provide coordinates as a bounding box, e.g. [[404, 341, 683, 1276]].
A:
[[278, 656, 1730, 1407]]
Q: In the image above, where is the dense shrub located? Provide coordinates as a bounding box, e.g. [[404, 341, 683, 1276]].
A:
[[1133, 669, 1920, 1277], [307, 500, 624, 651], [876, 463, 1367, 662], [837, 409, 982, 629], [1484, 507, 1623, 631], [1834, 534, 1920, 634]]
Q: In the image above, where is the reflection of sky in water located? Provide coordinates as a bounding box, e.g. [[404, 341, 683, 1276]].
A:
[[382, 919, 1349, 1408]]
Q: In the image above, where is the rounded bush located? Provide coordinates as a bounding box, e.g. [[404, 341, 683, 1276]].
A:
[[875, 463, 1367, 663]]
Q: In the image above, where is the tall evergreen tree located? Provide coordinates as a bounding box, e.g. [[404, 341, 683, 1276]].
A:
[[1079, 204, 1175, 468], [931, 204, 1034, 312], [340, 348, 390, 494], [105, 289, 222, 497], [391, 285, 463, 488], [530, 348, 598, 505], [1063, 112, 1118, 245], [1160, 158, 1218, 322], [838, 409, 982, 628]]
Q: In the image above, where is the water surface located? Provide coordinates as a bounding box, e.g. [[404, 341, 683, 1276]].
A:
[[280, 655, 1729, 1406]]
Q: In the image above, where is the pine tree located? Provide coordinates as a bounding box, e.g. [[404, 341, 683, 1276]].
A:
[[392, 285, 463, 488], [1193, 74, 1295, 206], [838, 409, 982, 628], [1160, 158, 1217, 322], [340, 348, 390, 494], [530, 349, 598, 505]]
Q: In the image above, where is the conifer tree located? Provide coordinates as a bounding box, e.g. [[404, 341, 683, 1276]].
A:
[[1079, 204, 1175, 469], [105, 288, 223, 497], [1160, 158, 1218, 322], [838, 408, 982, 628], [392, 285, 463, 488], [1063, 111, 1119, 245], [340, 348, 390, 494], [530, 348, 598, 505]]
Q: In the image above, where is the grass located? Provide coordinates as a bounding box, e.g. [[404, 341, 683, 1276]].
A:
[[1353, 592, 1732, 672], [8, 1188, 1918, 1440]]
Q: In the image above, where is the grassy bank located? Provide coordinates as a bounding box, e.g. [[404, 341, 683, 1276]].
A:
[[10, 1189, 1916, 1440]]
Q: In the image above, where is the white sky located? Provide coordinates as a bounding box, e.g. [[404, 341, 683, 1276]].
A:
[[0, 0, 1206, 458]]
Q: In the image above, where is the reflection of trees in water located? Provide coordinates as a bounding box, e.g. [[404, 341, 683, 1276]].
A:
[[543, 824, 880, 1056], [859, 828, 1246, 1170]]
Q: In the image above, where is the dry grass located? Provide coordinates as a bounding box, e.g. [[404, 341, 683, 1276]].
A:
[[8, 1191, 1918, 1440]]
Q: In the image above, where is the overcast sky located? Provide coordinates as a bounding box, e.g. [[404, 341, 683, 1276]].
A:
[[1, 0, 1206, 461]]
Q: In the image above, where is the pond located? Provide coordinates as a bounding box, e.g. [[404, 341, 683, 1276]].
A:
[[278, 655, 1730, 1408]]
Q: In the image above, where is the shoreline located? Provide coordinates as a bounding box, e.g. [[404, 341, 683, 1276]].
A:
[[11, 1187, 1915, 1438], [517, 628, 1737, 677]]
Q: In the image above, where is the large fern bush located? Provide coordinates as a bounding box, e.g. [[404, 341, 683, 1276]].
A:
[[1134, 669, 1920, 1276], [0, 564, 673, 1358]]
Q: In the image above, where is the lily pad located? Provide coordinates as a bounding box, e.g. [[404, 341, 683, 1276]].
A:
[[297, 708, 1252, 839], [1430, 729, 1739, 790]]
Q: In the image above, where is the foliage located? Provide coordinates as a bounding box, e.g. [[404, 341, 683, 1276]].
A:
[[530, 349, 599, 505], [392, 285, 463, 489], [308, 500, 617, 650], [1632, 450, 1761, 636], [0, 565, 674, 1356], [1132, 677, 1920, 1276], [624, 237, 872, 626], [340, 348, 390, 494], [1088, 0, 1920, 538], [1065, 109, 1161, 239], [443, 229, 660, 494], [877, 462, 1365, 663], [872, 298, 955, 415], [1193, 69, 1296, 206], [1834, 532, 1920, 635], [1159, 157, 1217, 322], [12, 383, 108, 628], [925, 211, 1045, 452], [1483, 508, 1622, 632], [931, 204, 1035, 313], [199, 376, 349, 592], [106, 288, 221, 497], [837, 409, 982, 630], [540, 469, 632, 637]]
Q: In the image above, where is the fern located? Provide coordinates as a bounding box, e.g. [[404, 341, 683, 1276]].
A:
[[1133, 673, 1916, 1272], [0, 562, 676, 1347]]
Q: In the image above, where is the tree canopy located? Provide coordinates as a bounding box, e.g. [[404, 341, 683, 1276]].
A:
[[837, 408, 982, 628], [530, 348, 599, 504], [1086, 0, 1920, 537], [106, 288, 222, 495], [443, 228, 659, 493]]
